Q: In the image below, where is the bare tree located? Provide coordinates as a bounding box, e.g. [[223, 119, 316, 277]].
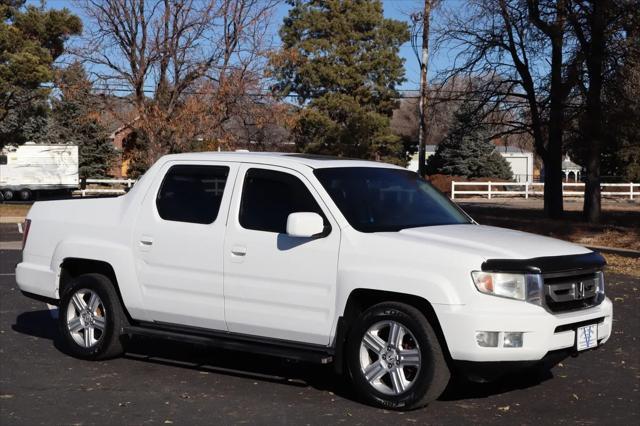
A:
[[434, 0, 580, 218], [566, 0, 634, 223], [77, 0, 279, 167]]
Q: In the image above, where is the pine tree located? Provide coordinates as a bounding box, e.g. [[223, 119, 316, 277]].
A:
[[426, 102, 513, 180], [0, 0, 81, 146], [42, 62, 117, 178], [270, 0, 410, 164]]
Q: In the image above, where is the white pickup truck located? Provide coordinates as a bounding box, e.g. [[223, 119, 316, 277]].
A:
[[16, 152, 612, 409]]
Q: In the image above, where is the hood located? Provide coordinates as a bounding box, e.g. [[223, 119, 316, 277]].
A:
[[396, 224, 591, 260]]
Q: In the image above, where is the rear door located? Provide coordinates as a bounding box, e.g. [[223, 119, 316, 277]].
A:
[[223, 164, 340, 345], [133, 161, 238, 330]]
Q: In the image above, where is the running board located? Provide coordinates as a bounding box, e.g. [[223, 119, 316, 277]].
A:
[[122, 324, 334, 364]]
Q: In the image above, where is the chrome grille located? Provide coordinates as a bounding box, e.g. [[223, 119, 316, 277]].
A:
[[543, 271, 603, 313]]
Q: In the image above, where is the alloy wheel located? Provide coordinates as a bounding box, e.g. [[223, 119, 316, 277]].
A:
[[359, 320, 422, 396], [66, 288, 106, 348]]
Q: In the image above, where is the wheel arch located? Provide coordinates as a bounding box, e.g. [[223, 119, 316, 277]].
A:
[[51, 237, 147, 322], [333, 288, 453, 375], [59, 257, 133, 323]]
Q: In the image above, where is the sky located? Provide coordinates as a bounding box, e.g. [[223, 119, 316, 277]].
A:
[[33, 0, 456, 93]]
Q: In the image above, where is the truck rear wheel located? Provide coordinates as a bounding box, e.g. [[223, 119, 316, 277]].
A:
[[18, 189, 32, 201], [58, 273, 126, 360], [2, 190, 13, 201], [346, 302, 450, 410]]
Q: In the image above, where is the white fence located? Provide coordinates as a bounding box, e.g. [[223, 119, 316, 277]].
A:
[[72, 178, 640, 200], [451, 181, 639, 200], [73, 178, 136, 197]]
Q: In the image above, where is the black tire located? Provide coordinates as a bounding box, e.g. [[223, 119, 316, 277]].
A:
[[2, 190, 13, 201], [18, 189, 32, 201], [346, 302, 450, 410], [58, 273, 126, 360]]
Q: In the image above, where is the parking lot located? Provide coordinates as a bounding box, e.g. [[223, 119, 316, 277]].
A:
[[0, 223, 638, 425]]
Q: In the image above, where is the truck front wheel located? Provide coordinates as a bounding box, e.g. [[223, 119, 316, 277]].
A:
[[346, 302, 450, 410], [58, 273, 126, 360]]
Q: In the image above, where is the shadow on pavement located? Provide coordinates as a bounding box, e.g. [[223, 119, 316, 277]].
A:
[[12, 309, 59, 340], [12, 310, 355, 401], [439, 367, 554, 401], [13, 309, 558, 405]]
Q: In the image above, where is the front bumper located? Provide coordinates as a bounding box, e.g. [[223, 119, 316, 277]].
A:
[[434, 296, 613, 362]]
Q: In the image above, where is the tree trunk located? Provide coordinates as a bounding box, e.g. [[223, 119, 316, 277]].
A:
[[544, 36, 566, 219], [582, 1, 607, 223], [583, 145, 602, 223], [543, 146, 564, 219], [528, 0, 568, 219]]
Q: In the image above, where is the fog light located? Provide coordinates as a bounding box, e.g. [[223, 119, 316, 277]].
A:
[[503, 332, 524, 348], [475, 331, 499, 347]]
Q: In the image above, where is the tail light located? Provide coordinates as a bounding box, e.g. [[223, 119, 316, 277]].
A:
[[22, 219, 31, 250]]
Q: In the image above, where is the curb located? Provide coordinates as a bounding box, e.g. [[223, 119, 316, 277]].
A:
[[0, 216, 25, 224], [588, 245, 640, 259], [0, 241, 22, 251]]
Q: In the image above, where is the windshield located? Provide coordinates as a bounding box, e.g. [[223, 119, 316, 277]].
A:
[[314, 167, 471, 232]]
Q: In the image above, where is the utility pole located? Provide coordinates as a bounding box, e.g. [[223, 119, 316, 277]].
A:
[[414, 0, 432, 177]]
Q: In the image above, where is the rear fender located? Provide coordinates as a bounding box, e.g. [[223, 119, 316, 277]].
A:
[[51, 238, 149, 321]]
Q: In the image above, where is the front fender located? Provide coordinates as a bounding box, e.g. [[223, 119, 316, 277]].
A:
[[329, 267, 465, 345]]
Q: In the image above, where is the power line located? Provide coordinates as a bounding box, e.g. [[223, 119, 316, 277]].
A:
[[84, 84, 537, 106]]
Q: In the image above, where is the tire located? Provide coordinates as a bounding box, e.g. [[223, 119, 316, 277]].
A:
[[18, 189, 32, 201], [58, 273, 126, 360], [346, 302, 450, 410], [2, 190, 13, 201]]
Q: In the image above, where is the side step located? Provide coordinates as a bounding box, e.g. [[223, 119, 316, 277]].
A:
[[122, 324, 334, 364]]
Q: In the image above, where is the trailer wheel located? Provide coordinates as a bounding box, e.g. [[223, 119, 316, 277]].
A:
[[18, 189, 32, 201], [2, 190, 13, 201]]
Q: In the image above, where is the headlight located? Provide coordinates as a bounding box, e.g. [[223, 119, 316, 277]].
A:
[[596, 271, 605, 295], [471, 271, 542, 304]]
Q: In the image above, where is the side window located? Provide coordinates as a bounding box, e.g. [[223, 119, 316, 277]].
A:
[[239, 168, 326, 233], [156, 165, 229, 224], [0, 154, 7, 165]]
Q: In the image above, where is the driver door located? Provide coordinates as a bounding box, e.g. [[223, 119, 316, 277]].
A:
[[223, 165, 340, 345]]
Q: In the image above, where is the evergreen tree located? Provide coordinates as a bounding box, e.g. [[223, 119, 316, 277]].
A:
[[426, 102, 513, 180], [270, 0, 410, 164], [42, 62, 117, 178], [0, 0, 81, 146]]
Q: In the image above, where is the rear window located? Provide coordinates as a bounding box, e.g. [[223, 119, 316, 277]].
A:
[[156, 165, 229, 224]]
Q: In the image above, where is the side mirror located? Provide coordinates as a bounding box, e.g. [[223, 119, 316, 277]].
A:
[[286, 212, 325, 238]]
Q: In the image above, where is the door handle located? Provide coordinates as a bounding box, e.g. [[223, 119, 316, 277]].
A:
[[231, 246, 247, 256], [139, 236, 154, 252]]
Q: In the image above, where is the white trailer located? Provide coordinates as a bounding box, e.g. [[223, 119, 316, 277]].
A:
[[0, 143, 79, 201]]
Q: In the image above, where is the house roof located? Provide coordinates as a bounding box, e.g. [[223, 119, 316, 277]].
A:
[[562, 156, 581, 170], [494, 145, 533, 154]]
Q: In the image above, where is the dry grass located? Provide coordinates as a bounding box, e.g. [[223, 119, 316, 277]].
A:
[[460, 201, 640, 251], [603, 254, 640, 277], [573, 229, 640, 251], [0, 204, 31, 218]]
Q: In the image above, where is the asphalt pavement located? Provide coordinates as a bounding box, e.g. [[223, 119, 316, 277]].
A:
[[0, 223, 638, 425]]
